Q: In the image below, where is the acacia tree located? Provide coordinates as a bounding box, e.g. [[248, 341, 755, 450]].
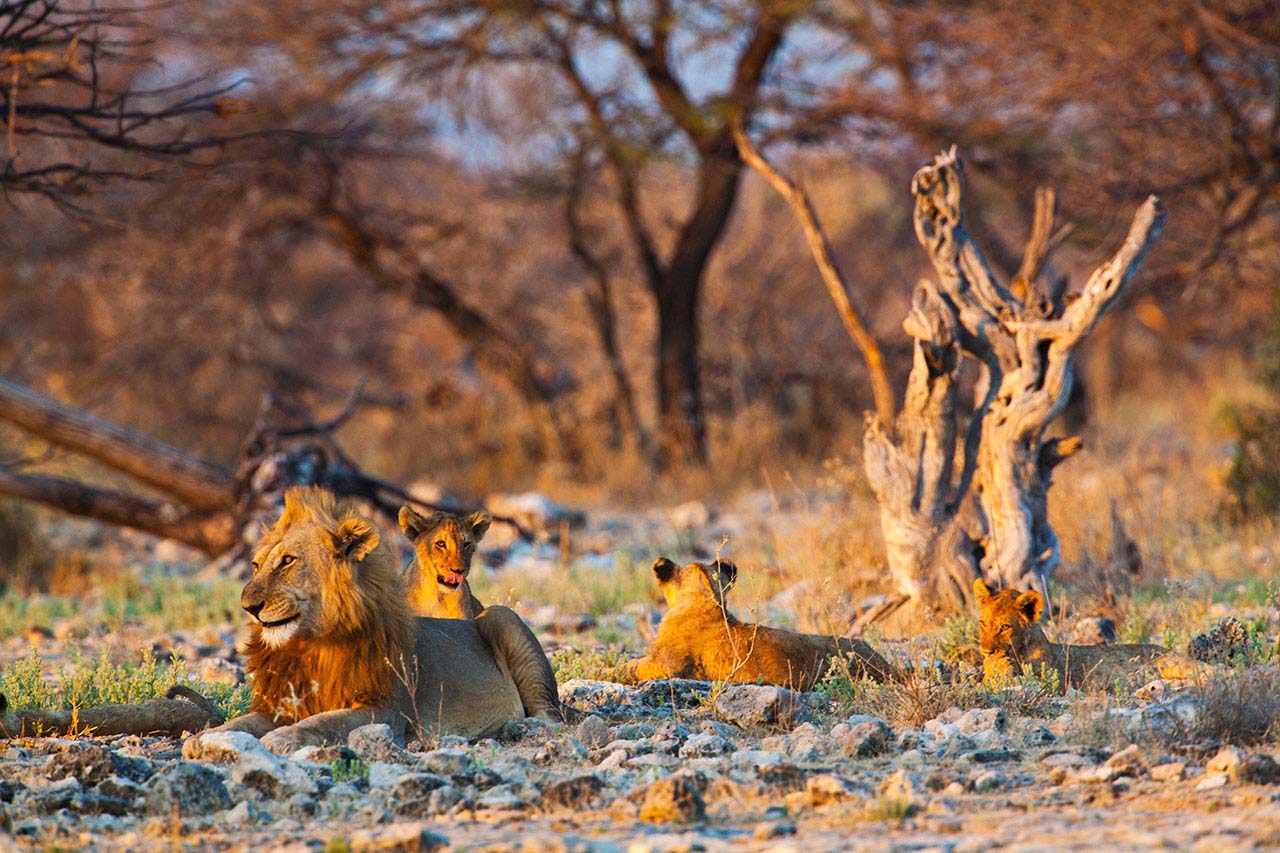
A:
[[0, 0, 256, 214], [806, 0, 1278, 348], [201, 0, 804, 467]]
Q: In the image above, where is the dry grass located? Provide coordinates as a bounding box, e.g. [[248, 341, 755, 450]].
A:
[[1182, 668, 1280, 747]]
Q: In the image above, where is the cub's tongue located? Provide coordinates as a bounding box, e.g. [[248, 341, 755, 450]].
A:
[[441, 572, 464, 586]]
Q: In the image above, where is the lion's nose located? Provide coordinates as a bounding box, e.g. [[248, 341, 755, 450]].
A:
[[243, 600, 264, 618]]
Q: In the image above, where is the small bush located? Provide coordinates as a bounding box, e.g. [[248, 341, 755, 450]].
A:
[[328, 758, 369, 784], [820, 650, 1059, 729], [550, 646, 631, 682], [819, 658, 986, 729], [0, 646, 251, 719], [1186, 668, 1280, 747], [866, 795, 920, 823]]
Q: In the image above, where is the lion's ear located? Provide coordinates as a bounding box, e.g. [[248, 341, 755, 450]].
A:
[[327, 517, 380, 563], [973, 578, 992, 602], [398, 506, 428, 540], [467, 509, 492, 541], [652, 557, 678, 584], [1015, 589, 1045, 622], [714, 559, 738, 590]]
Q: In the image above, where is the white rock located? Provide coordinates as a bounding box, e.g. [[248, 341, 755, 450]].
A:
[[668, 501, 714, 530], [191, 731, 317, 797], [1195, 772, 1230, 791], [367, 761, 414, 789], [416, 749, 474, 777], [348, 821, 449, 852]]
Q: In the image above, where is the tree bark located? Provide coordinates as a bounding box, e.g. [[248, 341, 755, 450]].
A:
[[865, 147, 1164, 618], [732, 126, 897, 427], [0, 469, 236, 554], [654, 274, 708, 467], [0, 378, 234, 511], [0, 379, 532, 575]]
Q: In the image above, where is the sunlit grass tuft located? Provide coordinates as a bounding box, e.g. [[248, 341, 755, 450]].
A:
[[0, 646, 251, 719]]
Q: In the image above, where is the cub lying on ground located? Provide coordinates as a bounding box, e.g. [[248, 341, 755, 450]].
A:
[[974, 578, 1200, 690], [398, 505, 491, 619], [184, 487, 559, 756], [622, 557, 898, 691]]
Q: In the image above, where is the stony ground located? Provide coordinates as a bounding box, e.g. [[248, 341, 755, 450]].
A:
[[4, 673, 1280, 852], [3, 491, 1279, 851]]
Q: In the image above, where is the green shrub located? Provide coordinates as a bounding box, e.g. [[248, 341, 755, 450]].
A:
[[0, 646, 251, 718]]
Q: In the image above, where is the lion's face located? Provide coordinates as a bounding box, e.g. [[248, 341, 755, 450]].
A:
[[241, 491, 382, 649], [399, 507, 491, 595], [973, 578, 1045, 678], [651, 557, 738, 610]]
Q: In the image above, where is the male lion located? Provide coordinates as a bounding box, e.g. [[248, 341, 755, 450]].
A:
[[974, 578, 1200, 690], [622, 557, 898, 691], [185, 487, 560, 756], [398, 505, 490, 619]]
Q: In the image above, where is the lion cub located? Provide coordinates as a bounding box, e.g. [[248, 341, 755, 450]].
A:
[[398, 506, 491, 619], [974, 578, 1200, 690], [622, 557, 898, 691]]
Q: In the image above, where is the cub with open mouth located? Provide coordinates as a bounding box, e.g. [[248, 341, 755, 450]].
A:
[[398, 505, 490, 619]]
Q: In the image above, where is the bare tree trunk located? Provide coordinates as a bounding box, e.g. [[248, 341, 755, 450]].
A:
[[0, 379, 534, 574], [733, 126, 897, 427], [0, 378, 234, 511], [863, 148, 1165, 616], [564, 143, 653, 461], [0, 469, 236, 554], [654, 282, 708, 467]]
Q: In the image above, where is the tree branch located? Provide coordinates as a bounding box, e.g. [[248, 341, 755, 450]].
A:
[[0, 467, 234, 554], [0, 377, 234, 511], [732, 124, 896, 427]]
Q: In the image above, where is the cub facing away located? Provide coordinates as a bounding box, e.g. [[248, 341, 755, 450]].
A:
[[184, 487, 559, 756], [622, 557, 898, 691], [398, 505, 491, 619], [974, 578, 1200, 691]]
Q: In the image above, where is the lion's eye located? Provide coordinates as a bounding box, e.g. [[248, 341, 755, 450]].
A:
[[435, 540, 446, 550], [280, 555, 296, 568]]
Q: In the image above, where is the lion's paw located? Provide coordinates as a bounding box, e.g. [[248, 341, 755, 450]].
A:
[[260, 726, 313, 756]]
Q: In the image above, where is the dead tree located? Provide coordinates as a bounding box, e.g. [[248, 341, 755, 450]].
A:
[[737, 138, 1165, 618], [1, 0, 262, 215], [0, 377, 531, 577], [863, 148, 1165, 614]]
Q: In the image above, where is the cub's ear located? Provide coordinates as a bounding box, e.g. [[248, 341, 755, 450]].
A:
[[713, 559, 738, 590], [652, 557, 679, 584], [327, 517, 380, 563], [398, 506, 431, 541], [467, 509, 492, 541], [1015, 589, 1045, 623], [973, 578, 992, 602]]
